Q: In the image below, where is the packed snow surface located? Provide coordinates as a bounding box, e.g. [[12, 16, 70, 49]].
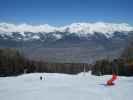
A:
[[0, 72, 133, 100]]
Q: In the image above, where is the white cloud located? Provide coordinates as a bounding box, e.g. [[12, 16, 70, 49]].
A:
[[0, 22, 133, 36]]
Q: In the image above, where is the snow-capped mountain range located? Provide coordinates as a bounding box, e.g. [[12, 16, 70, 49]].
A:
[[0, 22, 133, 63], [0, 22, 133, 41]]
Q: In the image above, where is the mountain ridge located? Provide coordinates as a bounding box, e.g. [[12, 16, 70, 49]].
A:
[[0, 22, 133, 41], [0, 22, 133, 63]]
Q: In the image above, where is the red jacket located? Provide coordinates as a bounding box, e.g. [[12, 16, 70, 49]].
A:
[[107, 73, 117, 85]]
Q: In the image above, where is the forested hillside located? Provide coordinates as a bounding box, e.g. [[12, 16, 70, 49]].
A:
[[0, 48, 91, 76], [0, 40, 133, 77]]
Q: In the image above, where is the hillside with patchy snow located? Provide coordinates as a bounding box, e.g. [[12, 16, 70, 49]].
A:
[[0, 72, 133, 100]]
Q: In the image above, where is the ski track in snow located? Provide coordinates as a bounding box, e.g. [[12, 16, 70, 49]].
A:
[[0, 72, 133, 100]]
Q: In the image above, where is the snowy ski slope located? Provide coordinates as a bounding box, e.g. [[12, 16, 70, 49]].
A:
[[0, 72, 133, 100]]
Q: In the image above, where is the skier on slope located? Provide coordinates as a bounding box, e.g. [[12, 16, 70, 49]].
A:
[[107, 73, 117, 85], [107, 59, 118, 86], [40, 76, 43, 80]]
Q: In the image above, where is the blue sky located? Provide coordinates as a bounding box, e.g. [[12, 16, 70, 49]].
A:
[[0, 0, 132, 26]]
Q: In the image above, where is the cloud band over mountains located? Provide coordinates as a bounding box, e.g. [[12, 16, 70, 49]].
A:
[[0, 22, 133, 36]]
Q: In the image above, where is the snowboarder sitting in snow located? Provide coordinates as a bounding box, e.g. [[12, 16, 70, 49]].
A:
[[107, 59, 118, 86], [107, 73, 117, 85]]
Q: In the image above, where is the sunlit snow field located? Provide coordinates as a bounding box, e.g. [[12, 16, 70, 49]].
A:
[[0, 72, 133, 100]]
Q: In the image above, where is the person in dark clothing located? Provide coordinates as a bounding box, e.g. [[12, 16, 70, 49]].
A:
[[40, 76, 42, 80]]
